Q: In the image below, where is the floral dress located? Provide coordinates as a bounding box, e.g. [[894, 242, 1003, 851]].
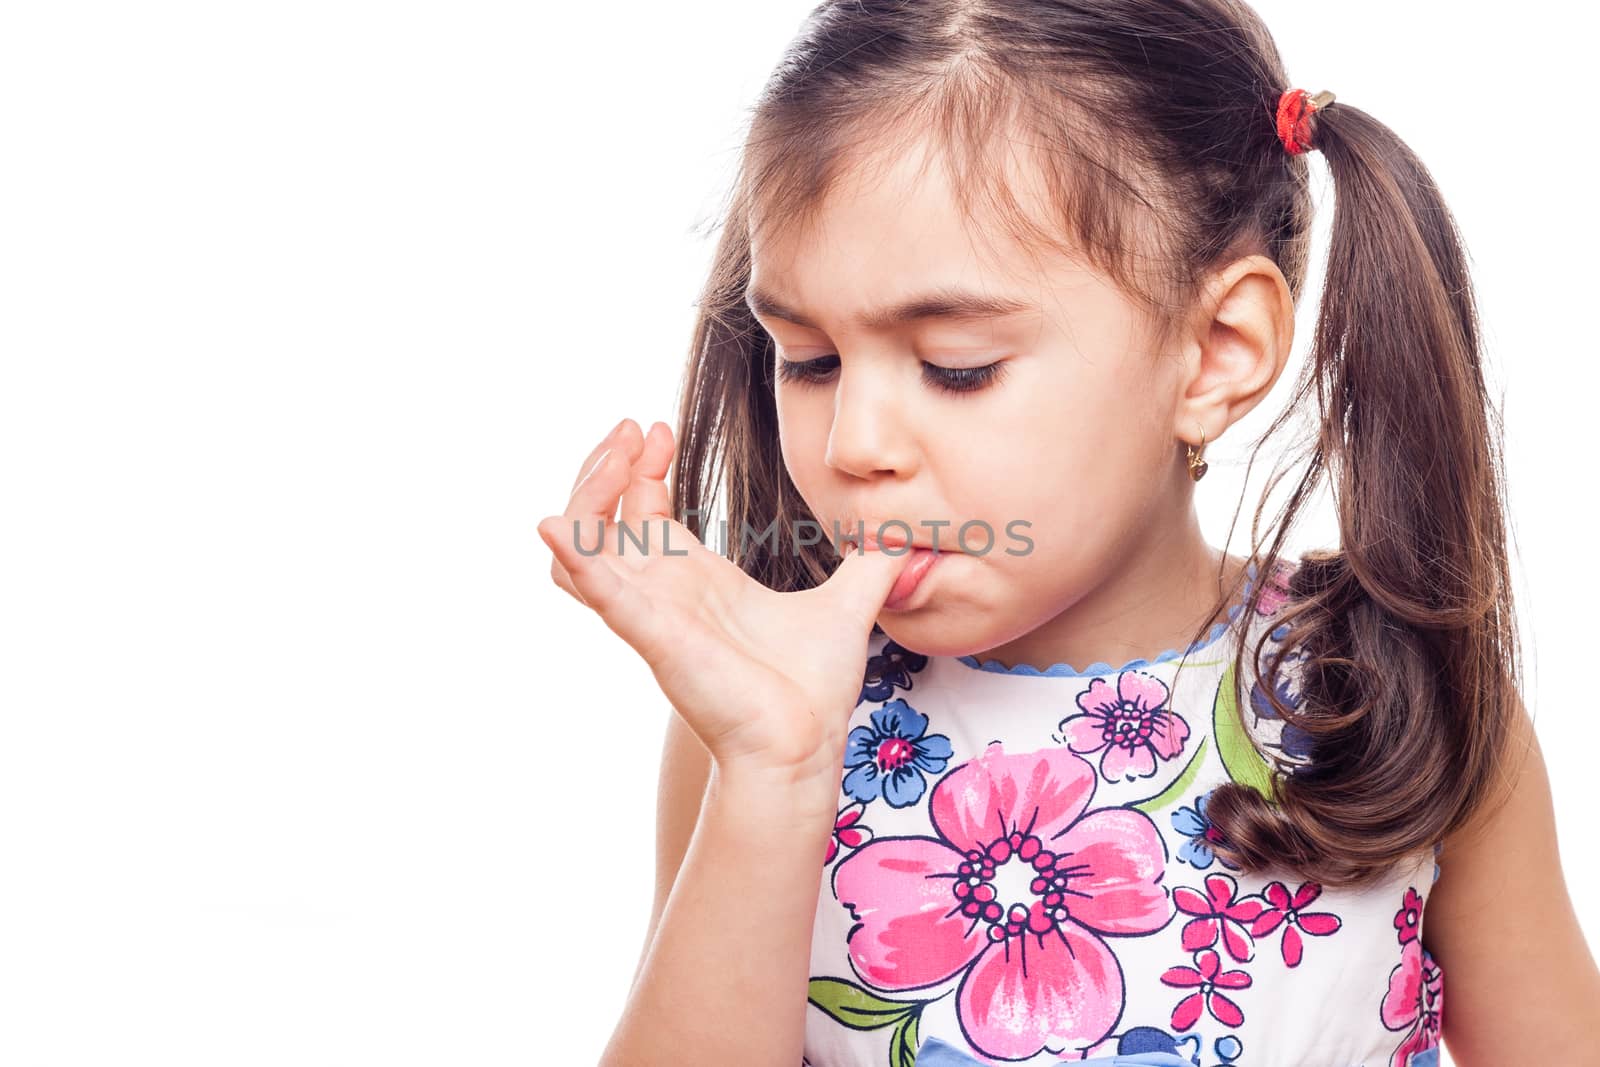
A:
[[805, 559, 1444, 1067]]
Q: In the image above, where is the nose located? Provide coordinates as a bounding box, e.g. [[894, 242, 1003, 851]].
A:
[[823, 361, 917, 479]]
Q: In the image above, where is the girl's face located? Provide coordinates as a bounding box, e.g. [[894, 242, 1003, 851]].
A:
[[748, 134, 1228, 662]]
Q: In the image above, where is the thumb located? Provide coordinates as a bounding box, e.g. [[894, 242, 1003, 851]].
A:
[[819, 541, 916, 627]]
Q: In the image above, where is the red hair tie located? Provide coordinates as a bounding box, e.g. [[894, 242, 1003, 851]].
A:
[[1276, 88, 1337, 155]]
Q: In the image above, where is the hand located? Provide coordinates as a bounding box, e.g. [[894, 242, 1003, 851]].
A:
[[537, 418, 912, 778]]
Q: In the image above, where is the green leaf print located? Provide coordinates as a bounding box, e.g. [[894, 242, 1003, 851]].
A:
[[890, 1008, 921, 1067], [1212, 661, 1278, 802], [1133, 735, 1209, 815], [807, 977, 917, 1030]]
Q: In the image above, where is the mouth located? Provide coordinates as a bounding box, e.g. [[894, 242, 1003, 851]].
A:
[[835, 526, 951, 610], [883, 545, 944, 609], [837, 518, 953, 555], [840, 534, 943, 555]]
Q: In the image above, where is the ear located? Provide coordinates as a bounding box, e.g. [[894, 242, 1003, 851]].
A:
[[1172, 253, 1295, 451]]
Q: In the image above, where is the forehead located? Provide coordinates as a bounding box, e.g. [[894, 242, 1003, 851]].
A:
[[746, 133, 1085, 332]]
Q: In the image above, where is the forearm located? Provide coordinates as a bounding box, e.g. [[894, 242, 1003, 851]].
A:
[[599, 759, 838, 1067]]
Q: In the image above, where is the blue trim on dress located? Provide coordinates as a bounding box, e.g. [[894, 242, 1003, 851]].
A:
[[915, 1036, 1199, 1066], [955, 560, 1260, 678]]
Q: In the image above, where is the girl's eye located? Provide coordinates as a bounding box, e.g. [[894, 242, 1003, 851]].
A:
[[774, 355, 1007, 395]]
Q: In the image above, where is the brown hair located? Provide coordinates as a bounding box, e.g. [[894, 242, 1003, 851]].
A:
[[669, 0, 1523, 891]]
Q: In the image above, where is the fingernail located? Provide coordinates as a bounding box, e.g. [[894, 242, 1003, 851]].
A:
[[609, 417, 629, 439]]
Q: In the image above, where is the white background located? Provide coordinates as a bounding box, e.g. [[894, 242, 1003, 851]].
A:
[[2, 2, 1593, 1064]]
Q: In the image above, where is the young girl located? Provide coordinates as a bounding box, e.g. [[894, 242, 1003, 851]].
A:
[[537, 1, 1599, 1064]]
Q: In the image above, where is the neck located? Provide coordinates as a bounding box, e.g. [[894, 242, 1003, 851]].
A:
[[971, 520, 1250, 674]]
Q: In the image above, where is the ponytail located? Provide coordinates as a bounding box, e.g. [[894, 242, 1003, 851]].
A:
[[1204, 101, 1526, 890]]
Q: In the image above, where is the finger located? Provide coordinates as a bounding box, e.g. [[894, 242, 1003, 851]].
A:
[[547, 562, 584, 606], [565, 422, 648, 528], [536, 514, 668, 663], [549, 445, 634, 604], [537, 514, 632, 618], [569, 417, 641, 496], [816, 541, 915, 629], [569, 419, 625, 495], [619, 422, 675, 527], [564, 444, 635, 539], [546, 537, 587, 606]]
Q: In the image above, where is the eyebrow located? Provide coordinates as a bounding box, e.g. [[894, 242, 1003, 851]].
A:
[[743, 284, 1039, 331]]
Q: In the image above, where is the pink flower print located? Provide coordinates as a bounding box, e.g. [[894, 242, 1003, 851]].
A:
[[1381, 939, 1444, 1066], [1393, 886, 1423, 945], [1248, 880, 1342, 966], [1059, 669, 1190, 783], [1173, 872, 1267, 964], [1161, 947, 1252, 1030], [1255, 559, 1298, 617], [824, 801, 873, 866], [831, 742, 1172, 1061]]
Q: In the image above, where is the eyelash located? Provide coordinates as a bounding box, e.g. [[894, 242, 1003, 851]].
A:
[[774, 355, 1007, 395]]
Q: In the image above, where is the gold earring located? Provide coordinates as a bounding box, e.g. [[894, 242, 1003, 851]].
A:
[[1186, 424, 1209, 481]]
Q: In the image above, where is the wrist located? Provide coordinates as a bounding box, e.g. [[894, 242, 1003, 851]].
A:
[[712, 751, 842, 824]]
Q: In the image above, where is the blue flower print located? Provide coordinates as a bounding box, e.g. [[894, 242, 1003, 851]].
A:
[[1115, 1024, 1241, 1065], [841, 699, 953, 808], [1248, 647, 1316, 762], [1172, 791, 1241, 872], [1209, 1035, 1243, 1065], [859, 639, 929, 704]]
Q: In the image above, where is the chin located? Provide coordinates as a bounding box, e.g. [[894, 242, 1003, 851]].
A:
[[875, 603, 1005, 660]]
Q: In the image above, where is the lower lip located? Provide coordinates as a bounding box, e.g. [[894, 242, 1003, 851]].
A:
[[883, 547, 944, 611]]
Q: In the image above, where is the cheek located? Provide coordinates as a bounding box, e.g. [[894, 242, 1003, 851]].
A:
[[774, 390, 831, 496], [939, 379, 1169, 567], [1007, 351, 1170, 476]]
